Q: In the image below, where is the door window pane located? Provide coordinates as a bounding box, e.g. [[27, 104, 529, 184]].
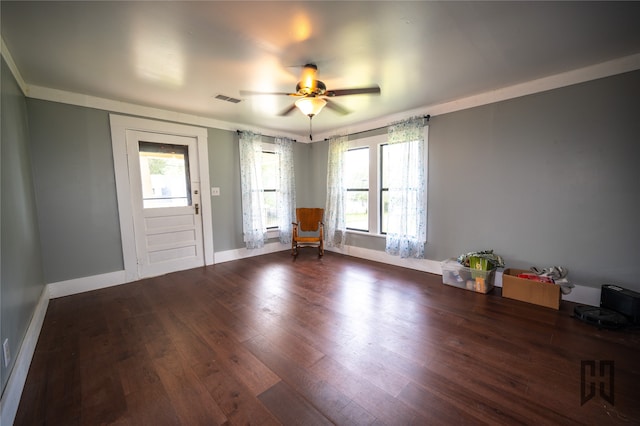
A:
[[139, 142, 191, 208]]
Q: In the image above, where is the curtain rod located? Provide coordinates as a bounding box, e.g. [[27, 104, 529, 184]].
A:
[[236, 130, 297, 143], [236, 114, 430, 142], [323, 114, 431, 141]]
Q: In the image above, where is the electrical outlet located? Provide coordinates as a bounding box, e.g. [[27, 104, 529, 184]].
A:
[[211, 187, 221, 196], [2, 338, 9, 368]]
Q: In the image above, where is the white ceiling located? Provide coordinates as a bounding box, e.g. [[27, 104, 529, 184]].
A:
[[3, 1, 640, 140]]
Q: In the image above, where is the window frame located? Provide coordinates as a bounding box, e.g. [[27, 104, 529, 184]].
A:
[[346, 134, 386, 237]]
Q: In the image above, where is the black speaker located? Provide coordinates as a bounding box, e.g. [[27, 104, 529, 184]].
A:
[[600, 284, 640, 323]]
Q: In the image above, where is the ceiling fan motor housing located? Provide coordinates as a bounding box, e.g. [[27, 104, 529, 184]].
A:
[[296, 80, 326, 96]]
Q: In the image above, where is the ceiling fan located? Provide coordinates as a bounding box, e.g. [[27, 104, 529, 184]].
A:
[[240, 64, 381, 139]]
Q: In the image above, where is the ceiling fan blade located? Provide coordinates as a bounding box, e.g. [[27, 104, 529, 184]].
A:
[[240, 90, 298, 97], [278, 103, 298, 116], [326, 86, 381, 97], [324, 99, 351, 116]]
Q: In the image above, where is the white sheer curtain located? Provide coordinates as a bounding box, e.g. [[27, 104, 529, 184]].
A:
[[275, 137, 296, 244], [385, 117, 427, 258], [324, 134, 348, 248], [239, 131, 266, 248]]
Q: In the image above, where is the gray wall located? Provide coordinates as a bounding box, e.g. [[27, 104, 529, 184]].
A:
[[308, 140, 329, 209], [293, 142, 314, 208], [207, 128, 243, 251], [427, 70, 640, 290], [309, 70, 640, 291], [27, 100, 124, 283], [1, 58, 45, 393]]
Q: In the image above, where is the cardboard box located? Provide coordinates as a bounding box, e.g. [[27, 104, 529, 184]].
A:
[[502, 268, 561, 310]]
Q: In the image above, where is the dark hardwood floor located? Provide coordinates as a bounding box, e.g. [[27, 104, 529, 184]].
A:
[[15, 251, 640, 425]]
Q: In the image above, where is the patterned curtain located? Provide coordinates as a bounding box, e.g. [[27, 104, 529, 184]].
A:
[[324, 135, 348, 248], [239, 131, 266, 248], [385, 117, 427, 258], [275, 137, 296, 244]]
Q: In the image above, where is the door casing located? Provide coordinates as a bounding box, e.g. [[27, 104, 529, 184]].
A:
[[110, 114, 214, 282]]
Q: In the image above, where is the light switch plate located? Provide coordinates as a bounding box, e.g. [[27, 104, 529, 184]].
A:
[[211, 187, 221, 196]]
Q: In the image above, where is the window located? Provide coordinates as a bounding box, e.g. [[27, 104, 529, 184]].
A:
[[381, 141, 420, 235], [342, 127, 427, 238], [239, 131, 295, 249], [345, 147, 369, 231], [261, 149, 279, 229]]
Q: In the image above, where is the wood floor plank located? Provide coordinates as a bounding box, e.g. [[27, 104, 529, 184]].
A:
[[258, 381, 334, 426], [309, 355, 426, 425], [14, 251, 640, 425], [151, 349, 229, 424], [244, 333, 374, 425], [192, 357, 281, 425], [188, 316, 281, 396]]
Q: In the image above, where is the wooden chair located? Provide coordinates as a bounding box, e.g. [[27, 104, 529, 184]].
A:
[[292, 208, 324, 257]]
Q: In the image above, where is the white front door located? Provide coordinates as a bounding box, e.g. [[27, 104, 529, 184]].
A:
[[126, 130, 204, 278]]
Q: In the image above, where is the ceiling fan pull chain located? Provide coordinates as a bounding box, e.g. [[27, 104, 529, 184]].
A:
[[309, 116, 313, 141]]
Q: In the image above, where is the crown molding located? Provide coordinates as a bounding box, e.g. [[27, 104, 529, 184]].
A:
[[26, 85, 303, 141], [315, 52, 640, 141], [1, 37, 29, 96]]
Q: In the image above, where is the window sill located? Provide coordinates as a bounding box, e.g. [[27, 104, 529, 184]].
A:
[[266, 229, 280, 239], [346, 229, 386, 239]]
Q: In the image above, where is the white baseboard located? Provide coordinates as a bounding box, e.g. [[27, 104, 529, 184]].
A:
[[47, 270, 127, 299], [0, 286, 50, 426], [326, 245, 443, 275], [327, 246, 600, 307], [41, 247, 603, 307], [214, 241, 290, 263], [555, 282, 601, 307]]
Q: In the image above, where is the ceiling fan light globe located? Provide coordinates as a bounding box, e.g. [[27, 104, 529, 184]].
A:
[[295, 97, 327, 117]]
